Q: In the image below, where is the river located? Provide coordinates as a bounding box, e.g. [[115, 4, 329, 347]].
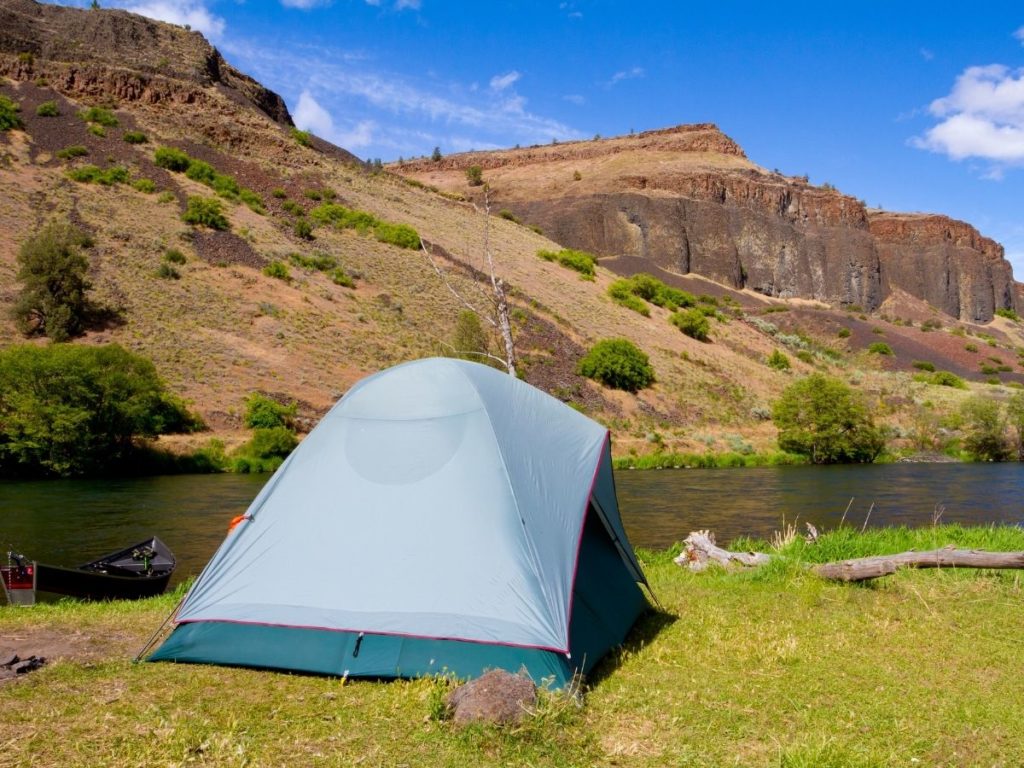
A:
[[1, 464, 1022, 587]]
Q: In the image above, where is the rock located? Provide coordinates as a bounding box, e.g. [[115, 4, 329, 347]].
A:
[[0, 653, 46, 681], [446, 669, 537, 726]]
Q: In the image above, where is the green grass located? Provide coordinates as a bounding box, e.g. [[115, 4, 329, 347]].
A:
[[614, 450, 807, 469], [536, 248, 597, 279], [3, 525, 1024, 766]]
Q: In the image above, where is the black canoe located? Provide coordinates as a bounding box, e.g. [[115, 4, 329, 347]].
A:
[[2, 537, 175, 605]]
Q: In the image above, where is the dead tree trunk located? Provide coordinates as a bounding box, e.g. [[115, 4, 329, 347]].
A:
[[813, 546, 1024, 582], [674, 530, 772, 572]]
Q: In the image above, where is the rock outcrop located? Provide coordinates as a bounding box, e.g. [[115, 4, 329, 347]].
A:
[[398, 125, 1018, 321]]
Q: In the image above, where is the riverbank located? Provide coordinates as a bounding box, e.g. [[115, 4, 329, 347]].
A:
[[2, 525, 1023, 766]]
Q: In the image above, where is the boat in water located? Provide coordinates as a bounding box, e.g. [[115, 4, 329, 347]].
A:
[[1, 538, 175, 606]]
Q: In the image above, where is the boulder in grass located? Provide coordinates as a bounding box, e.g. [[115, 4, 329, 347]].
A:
[[446, 669, 537, 725]]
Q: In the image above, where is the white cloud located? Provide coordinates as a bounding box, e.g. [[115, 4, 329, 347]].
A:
[[489, 70, 520, 92], [124, 1, 225, 39], [1015, 26, 1024, 43], [607, 66, 644, 87], [294, 89, 376, 149], [912, 64, 1024, 173], [920, 47, 934, 61], [281, 0, 333, 8], [394, 0, 420, 9], [562, 94, 585, 105]]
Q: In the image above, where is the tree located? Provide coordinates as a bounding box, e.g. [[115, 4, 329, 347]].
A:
[[960, 395, 1009, 462], [449, 309, 495, 365], [577, 338, 655, 392], [244, 393, 297, 430], [465, 165, 484, 186], [13, 220, 93, 341], [431, 146, 442, 162], [1007, 391, 1024, 461], [772, 374, 884, 464], [0, 344, 197, 477]]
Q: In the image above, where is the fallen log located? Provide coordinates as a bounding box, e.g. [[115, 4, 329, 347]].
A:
[[813, 545, 1024, 582], [674, 530, 772, 572]]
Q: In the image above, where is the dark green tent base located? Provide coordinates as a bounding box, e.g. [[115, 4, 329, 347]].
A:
[[151, 512, 648, 688]]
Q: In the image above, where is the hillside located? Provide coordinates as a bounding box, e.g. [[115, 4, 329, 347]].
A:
[[2, 0, 1024, 461]]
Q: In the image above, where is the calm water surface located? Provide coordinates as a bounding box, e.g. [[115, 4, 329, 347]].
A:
[[1, 464, 1023, 586]]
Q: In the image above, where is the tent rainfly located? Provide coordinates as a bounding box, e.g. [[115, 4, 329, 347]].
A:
[[150, 358, 651, 686]]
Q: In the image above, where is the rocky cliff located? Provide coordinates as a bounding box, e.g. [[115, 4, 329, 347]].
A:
[[398, 126, 1018, 322]]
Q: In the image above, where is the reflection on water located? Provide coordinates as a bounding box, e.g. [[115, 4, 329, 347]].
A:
[[616, 463, 1024, 549], [1, 464, 1023, 586]]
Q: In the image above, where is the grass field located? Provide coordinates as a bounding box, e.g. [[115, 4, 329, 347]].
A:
[[2, 525, 1023, 767]]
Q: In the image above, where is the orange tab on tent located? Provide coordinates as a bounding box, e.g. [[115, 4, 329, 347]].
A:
[[227, 514, 250, 533]]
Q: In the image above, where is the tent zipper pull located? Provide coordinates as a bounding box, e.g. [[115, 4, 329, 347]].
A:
[[353, 632, 365, 658]]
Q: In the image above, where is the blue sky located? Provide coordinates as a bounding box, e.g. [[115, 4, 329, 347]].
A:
[[52, 2, 1024, 277]]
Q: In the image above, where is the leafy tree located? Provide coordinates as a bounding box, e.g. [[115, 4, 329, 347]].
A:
[[465, 165, 484, 186], [772, 374, 884, 464], [244, 393, 297, 430], [577, 338, 655, 392], [450, 309, 492, 363], [431, 146, 442, 162], [13, 221, 93, 341], [960, 395, 1009, 462], [0, 344, 197, 477], [1007, 391, 1024, 461]]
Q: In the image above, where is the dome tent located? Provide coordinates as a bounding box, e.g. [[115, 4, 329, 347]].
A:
[[150, 358, 650, 686]]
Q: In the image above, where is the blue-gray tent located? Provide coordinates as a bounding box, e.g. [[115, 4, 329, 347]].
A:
[[151, 358, 650, 686]]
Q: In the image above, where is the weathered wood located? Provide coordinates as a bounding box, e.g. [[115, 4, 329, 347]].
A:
[[813, 545, 1024, 582], [674, 530, 772, 572]]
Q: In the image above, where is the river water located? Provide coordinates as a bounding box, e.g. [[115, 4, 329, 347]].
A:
[[1, 464, 1022, 586]]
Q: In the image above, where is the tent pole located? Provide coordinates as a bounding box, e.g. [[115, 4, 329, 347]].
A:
[[133, 592, 186, 662]]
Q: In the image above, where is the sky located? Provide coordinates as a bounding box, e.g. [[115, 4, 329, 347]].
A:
[[50, 1, 1024, 278]]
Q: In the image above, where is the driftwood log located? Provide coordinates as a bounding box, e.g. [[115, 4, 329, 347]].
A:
[[812, 546, 1024, 582], [676, 531, 1024, 582]]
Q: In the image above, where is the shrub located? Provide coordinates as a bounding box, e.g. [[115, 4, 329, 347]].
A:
[[449, 310, 491, 363], [608, 280, 650, 316], [282, 200, 304, 216], [164, 249, 187, 265], [767, 349, 791, 371], [772, 374, 884, 464], [498, 209, 520, 223], [796, 350, 814, 364], [263, 261, 290, 281], [867, 342, 893, 355], [122, 130, 147, 144], [0, 95, 23, 131], [965, 343, 979, 353], [156, 262, 180, 280], [154, 146, 191, 171], [573, 169, 582, 181], [185, 159, 217, 184], [232, 427, 298, 473], [577, 338, 655, 392], [291, 128, 313, 147], [331, 268, 355, 288], [87, 124, 106, 137], [931, 371, 967, 389], [157, 191, 175, 204], [182, 196, 229, 230], [293, 218, 313, 240], [465, 165, 484, 186], [373, 222, 421, 249], [12, 221, 93, 341], [79, 106, 118, 127], [912, 360, 935, 372], [289, 252, 336, 271], [995, 308, 1021, 322], [238, 188, 264, 214], [272, 188, 287, 199], [132, 177, 156, 193], [0, 343, 197, 477], [837, 327, 851, 338], [35, 100, 59, 117], [670, 308, 710, 341], [56, 145, 88, 159], [304, 189, 322, 201], [960, 396, 1009, 461], [625, 273, 695, 310], [537, 248, 597, 278], [243, 393, 297, 430]]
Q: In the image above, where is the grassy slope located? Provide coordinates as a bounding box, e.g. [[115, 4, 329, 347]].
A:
[[2, 526, 1023, 767]]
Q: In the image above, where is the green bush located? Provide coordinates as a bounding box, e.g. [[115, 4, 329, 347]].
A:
[[244, 393, 297, 430], [156, 262, 180, 280], [767, 349, 791, 371], [87, 124, 106, 137], [184, 158, 217, 184], [995, 308, 1020, 322], [836, 327, 851, 338], [536, 248, 597, 278], [374, 223, 421, 249], [0, 95, 23, 131], [182, 196, 229, 230], [272, 188, 287, 199], [931, 371, 967, 389], [35, 100, 59, 117], [304, 189, 323, 201], [960, 396, 1009, 461], [912, 360, 935, 372], [289, 252, 336, 271], [157, 191, 176, 204], [80, 106, 118, 126], [608, 279, 651, 316], [867, 341, 893, 355], [309, 203, 420, 249], [66, 164, 129, 185], [331, 268, 355, 288], [498, 209, 520, 223], [164, 248, 187, 265], [282, 200, 304, 216], [293, 218, 314, 240], [132, 178, 156, 193], [577, 338, 655, 392], [0, 343, 197, 477], [231, 427, 298, 473], [465, 165, 484, 186], [772, 374, 884, 463], [263, 261, 290, 281], [449, 310, 492, 363], [965, 343, 979, 353], [12, 220, 93, 341], [670, 308, 710, 341], [56, 145, 88, 159], [291, 128, 313, 147], [122, 130, 147, 144], [238, 188, 265, 214], [154, 146, 191, 171]]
